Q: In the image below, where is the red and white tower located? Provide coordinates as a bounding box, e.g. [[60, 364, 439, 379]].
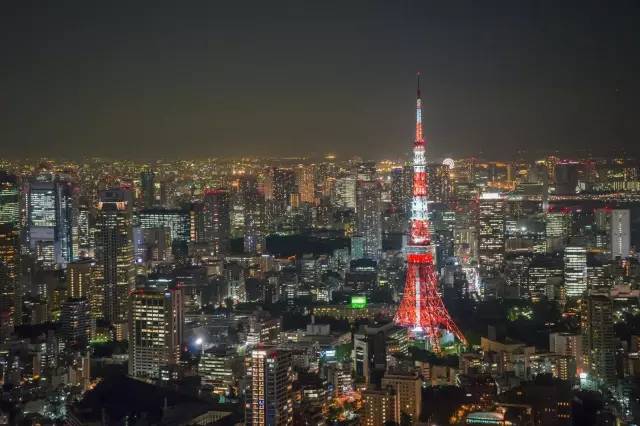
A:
[[394, 74, 467, 352]]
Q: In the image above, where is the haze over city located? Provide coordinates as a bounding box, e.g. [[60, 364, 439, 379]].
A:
[[2, 0, 639, 160]]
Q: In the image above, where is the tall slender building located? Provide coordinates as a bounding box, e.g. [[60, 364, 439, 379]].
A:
[[581, 291, 615, 385], [394, 74, 466, 352], [478, 192, 505, 273], [247, 348, 294, 426], [0, 173, 19, 226], [0, 224, 20, 329], [203, 189, 231, 259], [128, 287, 183, 379], [356, 180, 382, 260], [96, 189, 134, 324], [564, 246, 587, 297]]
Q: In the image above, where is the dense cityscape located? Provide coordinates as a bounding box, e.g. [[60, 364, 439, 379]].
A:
[[1, 77, 640, 424], [2, 2, 640, 426]]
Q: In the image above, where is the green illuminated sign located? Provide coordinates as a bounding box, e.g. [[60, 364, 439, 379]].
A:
[[351, 296, 367, 309]]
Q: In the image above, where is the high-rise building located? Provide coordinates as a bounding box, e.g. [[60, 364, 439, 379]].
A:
[[389, 167, 405, 213], [334, 176, 356, 209], [478, 192, 505, 273], [140, 169, 155, 209], [128, 287, 183, 379], [240, 176, 265, 254], [545, 210, 571, 252], [60, 298, 92, 348], [27, 177, 77, 269], [271, 168, 296, 211], [96, 189, 134, 324], [0, 224, 20, 328], [356, 180, 382, 260], [564, 246, 587, 297], [66, 259, 95, 299], [0, 173, 19, 226], [203, 189, 231, 259], [381, 372, 422, 423], [247, 348, 294, 426], [361, 387, 396, 426], [138, 208, 190, 243], [581, 291, 615, 385], [295, 165, 315, 205], [199, 349, 237, 395], [610, 209, 630, 260]]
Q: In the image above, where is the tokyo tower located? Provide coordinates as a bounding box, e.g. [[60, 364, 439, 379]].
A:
[[394, 73, 467, 352]]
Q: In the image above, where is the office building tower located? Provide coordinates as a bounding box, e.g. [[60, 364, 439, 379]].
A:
[[0, 224, 20, 327], [28, 179, 57, 268], [350, 235, 365, 260], [138, 208, 190, 244], [554, 161, 579, 195], [140, 169, 155, 209], [66, 259, 95, 299], [362, 387, 396, 426], [128, 287, 183, 379], [96, 189, 134, 324], [356, 181, 382, 260], [295, 165, 315, 204], [478, 192, 505, 273], [203, 189, 231, 259], [426, 163, 451, 203], [0, 172, 19, 225], [60, 298, 92, 348], [244, 198, 265, 255], [581, 292, 615, 385], [389, 167, 405, 212], [564, 246, 587, 297], [271, 168, 296, 211], [610, 209, 630, 259], [77, 203, 92, 257], [247, 348, 294, 426], [334, 176, 356, 209], [545, 210, 571, 252], [27, 177, 77, 268], [381, 372, 422, 423], [199, 350, 237, 396]]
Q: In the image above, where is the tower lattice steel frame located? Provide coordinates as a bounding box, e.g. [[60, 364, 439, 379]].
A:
[[394, 74, 467, 352]]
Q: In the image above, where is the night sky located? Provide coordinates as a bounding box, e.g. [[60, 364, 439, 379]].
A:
[[1, 1, 638, 160]]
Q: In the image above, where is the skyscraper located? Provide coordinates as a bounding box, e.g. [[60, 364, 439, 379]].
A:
[[271, 168, 296, 211], [66, 259, 95, 299], [203, 189, 231, 259], [96, 189, 134, 324], [581, 291, 615, 385], [60, 298, 92, 348], [294, 165, 315, 205], [545, 209, 571, 252], [128, 287, 183, 379], [564, 246, 587, 297], [27, 176, 77, 269], [140, 169, 155, 209], [247, 348, 294, 426], [0, 224, 20, 328], [610, 209, 630, 259], [478, 192, 505, 273], [380, 372, 422, 423], [0, 173, 19, 226], [356, 180, 382, 260], [334, 176, 356, 209]]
